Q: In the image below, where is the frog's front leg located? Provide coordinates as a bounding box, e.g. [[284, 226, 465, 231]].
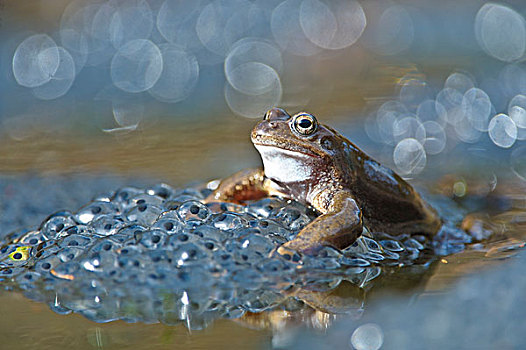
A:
[[277, 190, 362, 256], [206, 168, 269, 203]]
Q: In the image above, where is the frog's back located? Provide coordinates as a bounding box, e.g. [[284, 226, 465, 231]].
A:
[[345, 143, 441, 236]]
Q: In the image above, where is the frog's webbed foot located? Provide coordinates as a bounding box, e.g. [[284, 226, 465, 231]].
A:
[[205, 168, 267, 204], [276, 191, 363, 257]]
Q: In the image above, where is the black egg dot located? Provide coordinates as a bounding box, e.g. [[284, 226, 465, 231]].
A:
[[29, 238, 38, 245], [13, 252, 22, 260], [138, 204, 147, 212], [55, 223, 64, 232], [104, 224, 112, 230], [188, 249, 197, 258], [204, 242, 214, 250], [68, 240, 79, 246], [163, 222, 174, 230], [260, 220, 269, 227], [67, 253, 74, 260], [189, 205, 200, 215], [137, 199, 146, 205], [91, 206, 102, 214], [178, 234, 189, 242], [42, 262, 51, 270], [103, 243, 111, 251], [151, 235, 161, 244]]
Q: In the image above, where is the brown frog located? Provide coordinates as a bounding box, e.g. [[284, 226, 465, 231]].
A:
[[209, 108, 442, 257]]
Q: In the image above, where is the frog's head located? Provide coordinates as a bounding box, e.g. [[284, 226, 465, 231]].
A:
[[251, 107, 348, 183]]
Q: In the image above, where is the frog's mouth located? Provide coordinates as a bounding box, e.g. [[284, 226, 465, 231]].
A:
[[251, 134, 321, 158]]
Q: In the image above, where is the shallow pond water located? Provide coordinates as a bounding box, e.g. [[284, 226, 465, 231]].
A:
[[2, 0, 526, 348]]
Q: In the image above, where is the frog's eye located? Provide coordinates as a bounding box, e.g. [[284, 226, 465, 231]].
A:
[[292, 113, 317, 136]]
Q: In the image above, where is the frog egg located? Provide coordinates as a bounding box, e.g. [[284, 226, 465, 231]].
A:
[[33, 243, 60, 260], [274, 206, 312, 231], [192, 225, 230, 243], [252, 219, 291, 241], [358, 252, 385, 262], [237, 233, 275, 255], [245, 197, 284, 218], [15, 271, 42, 290], [58, 234, 95, 248], [241, 290, 282, 313], [152, 217, 183, 234], [213, 250, 235, 267], [0, 245, 32, 267], [111, 187, 144, 206], [340, 256, 371, 267], [126, 203, 163, 226], [211, 213, 249, 231], [171, 243, 211, 267], [40, 211, 77, 239], [135, 229, 168, 249], [257, 259, 292, 274], [380, 239, 405, 252], [177, 200, 211, 222], [403, 237, 425, 251], [88, 215, 127, 236], [75, 201, 121, 224], [146, 183, 176, 200], [0, 267, 24, 281], [34, 254, 61, 274], [361, 237, 383, 254]]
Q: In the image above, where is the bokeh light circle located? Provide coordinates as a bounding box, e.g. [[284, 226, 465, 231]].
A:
[[299, 0, 366, 50], [32, 47, 76, 100], [393, 138, 427, 175], [149, 44, 199, 103], [224, 69, 282, 118], [488, 113, 517, 148], [111, 39, 163, 93], [475, 3, 526, 62], [13, 34, 60, 88]]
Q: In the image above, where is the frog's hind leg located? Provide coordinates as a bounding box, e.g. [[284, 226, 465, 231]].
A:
[[277, 192, 363, 257]]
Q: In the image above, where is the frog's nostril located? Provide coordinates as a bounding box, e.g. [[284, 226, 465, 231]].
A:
[[269, 121, 278, 128]]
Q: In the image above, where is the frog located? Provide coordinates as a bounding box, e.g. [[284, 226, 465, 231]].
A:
[[208, 107, 442, 257]]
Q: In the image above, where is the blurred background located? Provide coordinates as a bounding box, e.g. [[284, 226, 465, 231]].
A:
[[1, 0, 525, 186]]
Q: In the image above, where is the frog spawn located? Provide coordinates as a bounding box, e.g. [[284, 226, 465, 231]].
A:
[[0, 183, 437, 328]]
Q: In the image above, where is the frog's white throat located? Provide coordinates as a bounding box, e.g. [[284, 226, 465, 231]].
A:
[[254, 144, 314, 183]]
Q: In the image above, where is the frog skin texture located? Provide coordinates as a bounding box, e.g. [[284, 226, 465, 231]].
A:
[[209, 108, 442, 257]]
